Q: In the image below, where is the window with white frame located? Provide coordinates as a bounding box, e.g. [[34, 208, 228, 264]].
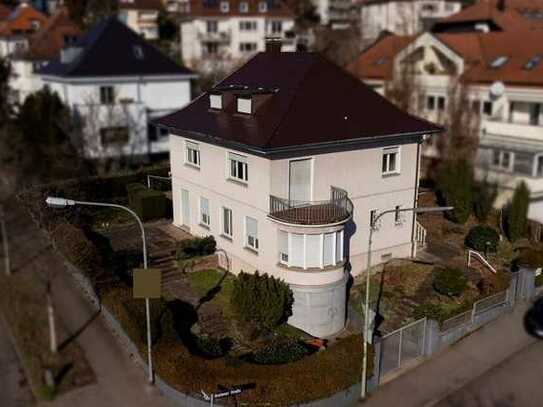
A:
[[277, 230, 344, 269], [270, 20, 282, 34], [210, 93, 222, 109], [222, 207, 233, 237], [228, 152, 248, 182], [258, 1, 267, 12], [100, 86, 115, 104], [426, 95, 435, 111], [382, 147, 400, 175], [239, 21, 257, 31], [186, 141, 200, 167], [220, 1, 229, 12], [437, 96, 446, 111], [491, 149, 514, 171], [245, 216, 259, 251], [370, 209, 378, 229], [239, 42, 257, 52], [237, 97, 252, 113], [207, 20, 218, 33], [200, 197, 210, 227], [483, 101, 493, 116], [239, 1, 248, 12]]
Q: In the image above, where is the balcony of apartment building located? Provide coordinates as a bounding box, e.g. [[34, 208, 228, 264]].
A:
[[483, 101, 543, 145], [197, 27, 232, 43], [269, 186, 353, 285]]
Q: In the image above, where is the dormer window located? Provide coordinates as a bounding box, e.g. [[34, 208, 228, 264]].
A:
[[259, 1, 267, 12], [210, 93, 222, 110], [489, 56, 508, 69], [220, 1, 229, 13], [237, 97, 252, 114], [239, 1, 248, 12]]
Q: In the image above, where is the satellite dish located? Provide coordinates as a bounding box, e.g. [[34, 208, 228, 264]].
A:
[[489, 81, 505, 99]]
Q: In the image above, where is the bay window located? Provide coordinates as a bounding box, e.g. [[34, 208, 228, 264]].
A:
[[278, 230, 344, 269]]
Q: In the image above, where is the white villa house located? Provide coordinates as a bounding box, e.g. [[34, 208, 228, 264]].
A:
[[38, 17, 195, 159], [156, 47, 441, 337], [359, 0, 461, 44], [179, 0, 296, 72], [118, 0, 162, 40], [349, 25, 543, 223]]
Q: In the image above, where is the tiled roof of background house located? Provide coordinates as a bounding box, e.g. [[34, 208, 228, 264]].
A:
[[188, 0, 294, 17], [118, 0, 164, 10], [0, 4, 11, 20], [157, 51, 441, 153], [0, 3, 48, 37], [39, 17, 193, 77], [348, 30, 543, 87], [17, 7, 81, 61]]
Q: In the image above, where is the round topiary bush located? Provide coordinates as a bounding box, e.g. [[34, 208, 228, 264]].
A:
[[464, 225, 500, 253], [433, 267, 468, 297]]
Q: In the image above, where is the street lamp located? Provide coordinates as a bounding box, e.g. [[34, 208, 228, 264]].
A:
[[360, 205, 453, 399], [45, 196, 154, 384]]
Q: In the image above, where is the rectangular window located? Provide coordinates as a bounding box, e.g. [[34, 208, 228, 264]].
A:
[[323, 233, 335, 266], [305, 234, 321, 268], [535, 155, 543, 177], [258, 1, 267, 12], [200, 197, 210, 227], [205, 43, 218, 55], [427, 95, 435, 111], [222, 207, 233, 237], [100, 86, 114, 104], [336, 230, 343, 263], [239, 42, 257, 52], [207, 20, 218, 33], [394, 205, 402, 224], [100, 127, 129, 146], [186, 141, 200, 167], [237, 97, 252, 114], [370, 209, 378, 228], [483, 101, 493, 116], [270, 21, 282, 34], [492, 149, 514, 172], [278, 230, 288, 264], [245, 216, 258, 251], [437, 96, 446, 111], [530, 103, 541, 125], [239, 2, 248, 12], [210, 93, 222, 109], [220, 1, 229, 12], [239, 21, 257, 31], [382, 147, 400, 175], [229, 152, 248, 182]]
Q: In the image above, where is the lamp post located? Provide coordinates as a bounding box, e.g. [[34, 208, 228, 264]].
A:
[[0, 205, 10, 276], [45, 197, 154, 384], [360, 205, 453, 399]]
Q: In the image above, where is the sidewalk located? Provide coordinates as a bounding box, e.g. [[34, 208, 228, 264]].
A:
[[363, 302, 536, 406], [3, 202, 174, 407]]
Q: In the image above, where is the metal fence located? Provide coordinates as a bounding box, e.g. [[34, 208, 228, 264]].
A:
[[378, 317, 427, 379], [441, 290, 509, 333]]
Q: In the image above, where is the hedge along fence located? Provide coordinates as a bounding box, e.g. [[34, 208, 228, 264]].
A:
[[126, 183, 172, 222]]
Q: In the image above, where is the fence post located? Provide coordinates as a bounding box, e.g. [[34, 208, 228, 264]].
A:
[[398, 328, 403, 368], [423, 319, 440, 356], [470, 301, 477, 325]]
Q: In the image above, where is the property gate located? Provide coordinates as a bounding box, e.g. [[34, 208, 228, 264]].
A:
[[377, 317, 427, 381]]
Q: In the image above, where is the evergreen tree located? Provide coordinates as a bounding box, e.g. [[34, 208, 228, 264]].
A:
[[437, 159, 474, 224], [506, 181, 530, 242], [473, 179, 497, 222]]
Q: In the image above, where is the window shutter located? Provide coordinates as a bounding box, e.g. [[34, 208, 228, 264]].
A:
[[290, 234, 304, 267], [323, 233, 335, 266]]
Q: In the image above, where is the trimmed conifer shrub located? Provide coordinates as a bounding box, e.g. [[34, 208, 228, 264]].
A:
[[433, 267, 468, 297], [437, 159, 474, 224], [505, 181, 530, 242], [231, 271, 294, 330], [473, 180, 497, 222]]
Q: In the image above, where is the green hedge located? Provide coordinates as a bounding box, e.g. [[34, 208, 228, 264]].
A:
[[252, 338, 309, 365], [126, 183, 172, 221], [433, 267, 468, 297], [464, 225, 500, 253], [176, 236, 216, 260]]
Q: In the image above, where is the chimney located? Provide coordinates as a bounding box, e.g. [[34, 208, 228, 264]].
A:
[[265, 37, 282, 53], [497, 0, 506, 12]]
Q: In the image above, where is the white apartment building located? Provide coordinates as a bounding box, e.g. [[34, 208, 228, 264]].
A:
[[157, 48, 440, 337], [349, 27, 543, 223], [313, 0, 359, 28], [118, 0, 162, 40], [359, 0, 461, 44], [38, 17, 195, 159], [180, 0, 296, 72]]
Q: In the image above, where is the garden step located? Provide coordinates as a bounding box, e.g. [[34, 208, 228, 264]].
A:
[[152, 257, 176, 267], [149, 248, 175, 259]]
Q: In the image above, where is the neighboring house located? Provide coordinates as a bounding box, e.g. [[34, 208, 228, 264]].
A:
[[348, 28, 543, 223], [156, 47, 440, 337], [359, 0, 461, 44], [163, 0, 191, 13], [313, 0, 360, 28], [38, 17, 195, 159], [0, 4, 11, 21], [432, 0, 543, 33], [118, 0, 163, 40], [179, 0, 296, 72], [0, 2, 48, 58], [10, 7, 81, 104]]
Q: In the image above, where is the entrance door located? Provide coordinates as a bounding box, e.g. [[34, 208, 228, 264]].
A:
[[181, 189, 190, 227], [289, 159, 312, 202]]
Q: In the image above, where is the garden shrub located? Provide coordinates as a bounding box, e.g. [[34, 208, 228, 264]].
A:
[[193, 336, 232, 359], [231, 271, 294, 330], [413, 302, 448, 322], [504, 181, 530, 242], [50, 223, 103, 280], [473, 180, 497, 222], [464, 225, 500, 253], [433, 267, 468, 297], [516, 248, 543, 269], [437, 159, 473, 224], [252, 338, 309, 365], [126, 183, 171, 221], [38, 385, 56, 401], [176, 236, 216, 260]]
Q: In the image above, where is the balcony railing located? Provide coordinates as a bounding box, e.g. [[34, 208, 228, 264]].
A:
[[269, 186, 353, 225], [197, 30, 231, 43]]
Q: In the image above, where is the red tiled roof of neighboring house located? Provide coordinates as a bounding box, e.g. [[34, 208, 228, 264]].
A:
[[156, 51, 441, 155], [0, 3, 48, 37], [19, 7, 81, 61], [188, 0, 294, 17], [348, 30, 543, 87], [0, 4, 11, 20], [118, 0, 164, 10], [437, 0, 543, 30]]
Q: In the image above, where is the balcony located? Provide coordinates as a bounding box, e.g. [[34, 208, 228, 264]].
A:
[[197, 30, 231, 43], [483, 119, 543, 145], [269, 187, 353, 226]]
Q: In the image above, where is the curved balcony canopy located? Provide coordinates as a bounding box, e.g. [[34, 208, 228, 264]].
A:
[[269, 187, 353, 226]]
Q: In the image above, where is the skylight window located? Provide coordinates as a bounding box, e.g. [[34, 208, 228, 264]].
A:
[[239, 1, 248, 12], [489, 56, 508, 69], [220, 1, 229, 12], [524, 55, 542, 71], [133, 45, 144, 60], [375, 58, 387, 65]]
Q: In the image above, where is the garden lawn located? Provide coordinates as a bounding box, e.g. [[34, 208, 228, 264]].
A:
[[187, 269, 234, 317]]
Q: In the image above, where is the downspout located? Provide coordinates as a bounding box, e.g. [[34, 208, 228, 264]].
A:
[[411, 139, 422, 257]]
